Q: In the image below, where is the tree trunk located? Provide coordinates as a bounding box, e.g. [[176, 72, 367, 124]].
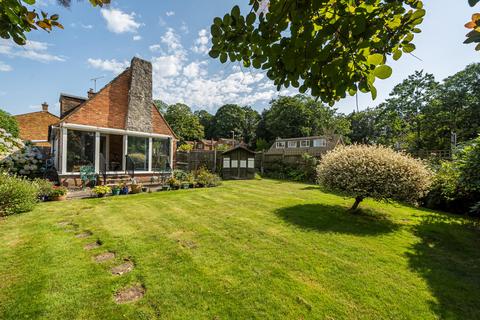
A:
[[350, 196, 364, 212]]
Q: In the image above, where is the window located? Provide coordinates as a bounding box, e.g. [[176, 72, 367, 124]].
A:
[[300, 140, 310, 148], [66, 129, 95, 172], [152, 138, 170, 172], [247, 158, 255, 168], [313, 138, 327, 147], [240, 160, 247, 168], [231, 160, 238, 168], [223, 157, 230, 168], [128, 136, 149, 171], [287, 141, 297, 148], [276, 141, 285, 148]]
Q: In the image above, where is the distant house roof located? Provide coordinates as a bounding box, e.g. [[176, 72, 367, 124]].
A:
[[59, 93, 87, 101], [274, 135, 342, 142], [222, 145, 255, 155]]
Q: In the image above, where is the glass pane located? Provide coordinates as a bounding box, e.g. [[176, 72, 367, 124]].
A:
[[128, 136, 149, 171], [152, 138, 170, 172], [67, 130, 95, 172]]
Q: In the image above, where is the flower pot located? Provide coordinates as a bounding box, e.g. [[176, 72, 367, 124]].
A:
[[112, 189, 121, 196], [51, 194, 67, 201], [142, 187, 148, 192], [130, 184, 142, 194], [120, 186, 129, 195]]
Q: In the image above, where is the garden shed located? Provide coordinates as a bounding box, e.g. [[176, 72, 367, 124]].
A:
[[221, 146, 256, 180]]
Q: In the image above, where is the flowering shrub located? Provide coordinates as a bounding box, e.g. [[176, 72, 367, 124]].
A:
[[317, 145, 433, 211], [49, 186, 68, 197], [33, 178, 55, 199], [92, 185, 111, 196], [0, 172, 39, 216], [195, 167, 222, 187], [177, 143, 193, 152], [0, 127, 24, 161]]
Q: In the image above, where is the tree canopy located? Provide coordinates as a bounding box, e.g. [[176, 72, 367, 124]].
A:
[[0, 0, 109, 45], [164, 103, 204, 142], [210, 0, 425, 104], [0, 109, 19, 137]]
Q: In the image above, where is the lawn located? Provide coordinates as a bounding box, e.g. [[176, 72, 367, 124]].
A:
[[0, 179, 479, 319]]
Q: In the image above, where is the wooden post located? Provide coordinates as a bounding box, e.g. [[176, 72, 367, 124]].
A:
[[213, 148, 217, 172]]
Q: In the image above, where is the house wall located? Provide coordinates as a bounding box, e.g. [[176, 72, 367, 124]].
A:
[[60, 96, 86, 118], [63, 69, 131, 129], [126, 57, 153, 132], [15, 111, 59, 146]]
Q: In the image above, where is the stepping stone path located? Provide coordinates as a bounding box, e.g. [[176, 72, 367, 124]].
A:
[[114, 284, 145, 304], [111, 261, 134, 275], [75, 231, 93, 239], [94, 252, 115, 263], [178, 239, 198, 249], [84, 241, 101, 251]]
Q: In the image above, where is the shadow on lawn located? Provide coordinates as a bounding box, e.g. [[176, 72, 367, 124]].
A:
[[407, 213, 480, 319], [275, 204, 400, 236]]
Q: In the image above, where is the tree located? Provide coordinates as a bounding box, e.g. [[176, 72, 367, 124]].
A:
[[0, 0, 109, 45], [212, 104, 245, 140], [241, 106, 261, 144], [153, 100, 168, 115], [347, 108, 381, 144], [262, 95, 349, 140], [317, 145, 433, 211], [209, 1, 425, 104], [194, 110, 215, 139], [376, 71, 438, 152], [164, 103, 204, 142], [0, 109, 19, 137]]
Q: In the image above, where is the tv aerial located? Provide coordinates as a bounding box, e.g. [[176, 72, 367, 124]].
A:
[[90, 76, 105, 92]]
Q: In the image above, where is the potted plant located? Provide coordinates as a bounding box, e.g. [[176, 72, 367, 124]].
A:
[[120, 183, 129, 195], [92, 185, 111, 198], [49, 186, 68, 201], [111, 184, 121, 196], [167, 177, 181, 190]]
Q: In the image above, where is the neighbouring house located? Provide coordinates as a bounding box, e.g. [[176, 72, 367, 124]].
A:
[[15, 102, 60, 153], [187, 138, 238, 151], [221, 146, 256, 180], [266, 135, 344, 157], [48, 57, 177, 186]]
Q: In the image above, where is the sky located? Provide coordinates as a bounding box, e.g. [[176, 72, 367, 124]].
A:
[[0, 0, 479, 117]]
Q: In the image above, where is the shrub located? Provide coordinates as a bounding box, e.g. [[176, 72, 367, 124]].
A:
[[0, 173, 39, 216], [317, 145, 433, 211], [92, 185, 111, 196], [263, 153, 318, 182], [173, 169, 189, 182], [424, 136, 480, 215], [0, 127, 24, 161], [195, 167, 222, 187], [33, 178, 55, 199], [49, 186, 68, 198], [0, 109, 19, 137], [167, 177, 181, 188], [177, 144, 193, 152]]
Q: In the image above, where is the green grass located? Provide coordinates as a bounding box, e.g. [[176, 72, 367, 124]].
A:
[[0, 179, 479, 319]]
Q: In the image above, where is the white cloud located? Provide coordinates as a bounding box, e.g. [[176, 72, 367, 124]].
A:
[[101, 8, 141, 34], [192, 29, 211, 54], [133, 35, 142, 41], [180, 22, 189, 34], [158, 17, 167, 27], [87, 58, 129, 74], [149, 44, 161, 52], [150, 28, 283, 111], [82, 24, 93, 29], [166, 11, 175, 17], [0, 61, 12, 72], [0, 39, 65, 63]]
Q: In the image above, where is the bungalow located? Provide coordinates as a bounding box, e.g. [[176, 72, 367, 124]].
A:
[[48, 57, 177, 186], [266, 135, 344, 157], [187, 138, 238, 151]]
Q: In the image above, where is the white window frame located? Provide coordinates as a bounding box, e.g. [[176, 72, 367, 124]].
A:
[[287, 141, 297, 148], [300, 140, 310, 148], [247, 158, 255, 168], [231, 160, 238, 168], [223, 157, 231, 168], [313, 138, 327, 147], [240, 160, 247, 168], [276, 141, 285, 149]]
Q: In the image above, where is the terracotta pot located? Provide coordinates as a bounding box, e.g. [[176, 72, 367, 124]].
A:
[[51, 194, 67, 201], [130, 184, 143, 194]]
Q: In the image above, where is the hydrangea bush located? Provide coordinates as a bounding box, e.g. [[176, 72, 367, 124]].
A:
[[317, 145, 433, 211], [0, 128, 44, 177]]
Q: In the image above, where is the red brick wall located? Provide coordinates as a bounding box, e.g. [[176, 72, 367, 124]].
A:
[[64, 69, 131, 129], [15, 111, 59, 143], [152, 105, 175, 136], [60, 96, 85, 118]]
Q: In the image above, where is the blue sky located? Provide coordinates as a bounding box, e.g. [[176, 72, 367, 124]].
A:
[[0, 0, 478, 116]]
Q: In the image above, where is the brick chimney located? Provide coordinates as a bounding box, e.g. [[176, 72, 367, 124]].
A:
[[41, 102, 48, 112], [126, 57, 153, 132], [87, 88, 95, 99]]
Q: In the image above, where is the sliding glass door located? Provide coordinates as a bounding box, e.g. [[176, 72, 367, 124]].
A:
[[127, 136, 149, 171]]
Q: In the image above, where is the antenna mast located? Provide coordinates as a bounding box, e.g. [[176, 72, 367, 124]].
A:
[[90, 76, 105, 92]]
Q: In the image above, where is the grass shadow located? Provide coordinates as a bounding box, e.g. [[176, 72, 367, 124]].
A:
[[407, 214, 480, 319], [275, 203, 400, 236]]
